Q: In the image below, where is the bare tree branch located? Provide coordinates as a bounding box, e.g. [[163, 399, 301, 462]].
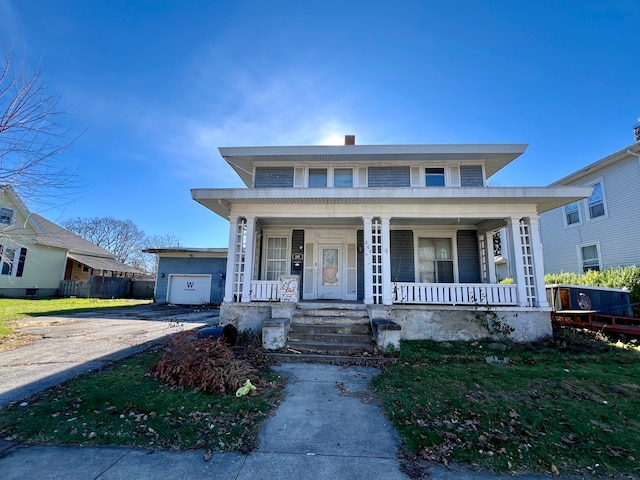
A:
[[0, 48, 76, 201]]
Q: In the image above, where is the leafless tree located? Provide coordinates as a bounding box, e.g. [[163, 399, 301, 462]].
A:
[[63, 216, 181, 273], [63, 216, 147, 266], [0, 48, 75, 200]]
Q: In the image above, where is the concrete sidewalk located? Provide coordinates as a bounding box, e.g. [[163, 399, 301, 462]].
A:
[[0, 363, 559, 480]]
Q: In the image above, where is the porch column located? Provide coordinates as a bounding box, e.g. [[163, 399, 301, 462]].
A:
[[527, 216, 549, 308], [241, 216, 257, 303], [506, 217, 528, 307], [362, 216, 374, 304], [380, 216, 393, 305], [223, 216, 239, 303]]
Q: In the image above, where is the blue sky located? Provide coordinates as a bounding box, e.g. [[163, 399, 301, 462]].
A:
[[1, 0, 639, 248]]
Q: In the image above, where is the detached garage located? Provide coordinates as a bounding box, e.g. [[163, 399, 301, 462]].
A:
[[144, 248, 227, 305]]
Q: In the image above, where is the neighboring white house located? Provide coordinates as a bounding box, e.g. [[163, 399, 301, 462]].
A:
[[540, 139, 640, 274], [191, 137, 591, 342]]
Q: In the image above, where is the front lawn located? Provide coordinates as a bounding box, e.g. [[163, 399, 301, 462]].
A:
[[0, 336, 285, 453], [373, 331, 640, 478], [0, 298, 151, 339]]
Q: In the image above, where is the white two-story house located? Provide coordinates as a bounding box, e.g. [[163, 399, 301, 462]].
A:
[[192, 137, 591, 342], [540, 138, 640, 274]]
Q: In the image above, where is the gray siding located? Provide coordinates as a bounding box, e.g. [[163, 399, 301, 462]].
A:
[[456, 230, 481, 282], [460, 165, 484, 187], [390, 230, 415, 282], [155, 257, 227, 304], [254, 167, 294, 188], [368, 167, 410, 187], [540, 155, 640, 273]]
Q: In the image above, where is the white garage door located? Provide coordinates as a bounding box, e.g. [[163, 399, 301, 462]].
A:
[[167, 274, 212, 304]]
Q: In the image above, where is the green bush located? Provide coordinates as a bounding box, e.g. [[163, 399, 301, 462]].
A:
[[545, 266, 640, 316]]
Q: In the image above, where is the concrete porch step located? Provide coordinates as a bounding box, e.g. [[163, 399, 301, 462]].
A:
[[267, 352, 398, 366], [288, 330, 373, 344], [290, 322, 371, 335], [285, 339, 373, 355], [291, 315, 370, 325]]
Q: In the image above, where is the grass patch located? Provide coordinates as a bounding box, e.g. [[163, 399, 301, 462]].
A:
[[373, 331, 640, 478], [0, 346, 285, 453], [0, 298, 151, 339]]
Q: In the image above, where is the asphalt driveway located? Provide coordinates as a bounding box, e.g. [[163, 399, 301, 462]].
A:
[[0, 304, 219, 407]]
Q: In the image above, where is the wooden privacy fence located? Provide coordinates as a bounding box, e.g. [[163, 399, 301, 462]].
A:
[[59, 277, 154, 299]]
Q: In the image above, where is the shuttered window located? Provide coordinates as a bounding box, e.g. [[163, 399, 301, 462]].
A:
[[367, 167, 410, 187], [308, 169, 327, 187], [460, 165, 484, 186], [417, 238, 454, 283], [254, 167, 295, 188], [425, 168, 445, 186]]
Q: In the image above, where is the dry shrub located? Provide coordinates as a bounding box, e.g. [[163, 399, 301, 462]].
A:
[[148, 331, 261, 395]]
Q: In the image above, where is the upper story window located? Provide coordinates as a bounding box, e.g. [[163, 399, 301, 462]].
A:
[[587, 180, 606, 220], [564, 202, 581, 227], [460, 165, 484, 187], [425, 168, 445, 187], [254, 167, 294, 188], [368, 166, 410, 187], [308, 169, 328, 187], [0, 207, 14, 225], [334, 168, 353, 187]]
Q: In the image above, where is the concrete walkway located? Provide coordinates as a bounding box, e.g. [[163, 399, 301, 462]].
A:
[[0, 363, 560, 480]]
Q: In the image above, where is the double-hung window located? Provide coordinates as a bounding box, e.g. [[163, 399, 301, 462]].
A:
[[265, 237, 288, 281], [0, 207, 14, 225], [587, 181, 606, 219], [425, 168, 445, 187], [580, 244, 601, 272], [564, 202, 581, 226], [308, 169, 327, 187], [1, 247, 17, 276], [334, 168, 353, 187], [417, 237, 454, 283]]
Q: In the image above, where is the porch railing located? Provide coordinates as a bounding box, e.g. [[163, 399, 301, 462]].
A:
[[250, 280, 280, 301], [393, 282, 519, 306]]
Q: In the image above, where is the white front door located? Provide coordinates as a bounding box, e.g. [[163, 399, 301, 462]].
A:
[[317, 244, 342, 299]]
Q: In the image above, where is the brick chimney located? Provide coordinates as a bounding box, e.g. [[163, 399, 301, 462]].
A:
[[344, 135, 355, 146], [634, 120, 640, 143]]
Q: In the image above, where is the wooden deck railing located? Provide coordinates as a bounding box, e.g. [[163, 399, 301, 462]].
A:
[[393, 282, 519, 306], [250, 280, 280, 301]]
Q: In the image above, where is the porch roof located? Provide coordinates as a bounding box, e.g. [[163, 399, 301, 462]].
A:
[[219, 143, 528, 187], [191, 185, 593, 219]]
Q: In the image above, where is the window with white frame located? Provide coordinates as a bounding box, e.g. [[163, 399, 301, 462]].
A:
[[308, 169, 327, 187], [587, 180, 606, 220], [265, 237, 288, 280], [417, 237, 454, 283], [0, 207, 14, 225], [425, 167, 445, 187], [334, 168, 353, 187], [580, 244, 601, 272], [1, 247, 17, 276], [564, 202, 581, 226]]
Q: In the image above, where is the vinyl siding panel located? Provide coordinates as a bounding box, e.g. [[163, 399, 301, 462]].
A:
[[540, 156, 640, 273], [367, 167, 410, 187], [291, 229, 304, 293], [155, 257, 227, 304], [390, 230, 415, 282], [456, 230, 481, 282], [460, 165, 484, 187], [254, 167, 294, 188]]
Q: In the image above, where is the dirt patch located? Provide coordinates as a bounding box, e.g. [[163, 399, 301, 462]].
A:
[[0, 332, 41, 352]]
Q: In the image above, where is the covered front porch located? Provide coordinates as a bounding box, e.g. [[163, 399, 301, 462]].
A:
[[223, 213, 547, 310]]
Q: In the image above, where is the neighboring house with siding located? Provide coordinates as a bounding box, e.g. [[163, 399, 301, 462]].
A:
[[0, 186, 141, 297], [191, 136, 591, 342], [143, 248, 227, 305], [540, 140, 640, 274]]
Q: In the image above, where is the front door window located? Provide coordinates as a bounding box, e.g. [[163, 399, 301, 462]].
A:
[[318, 244, 341, 299]]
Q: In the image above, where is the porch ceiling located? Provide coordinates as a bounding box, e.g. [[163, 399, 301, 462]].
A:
[[191, 186, 593, 219]]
